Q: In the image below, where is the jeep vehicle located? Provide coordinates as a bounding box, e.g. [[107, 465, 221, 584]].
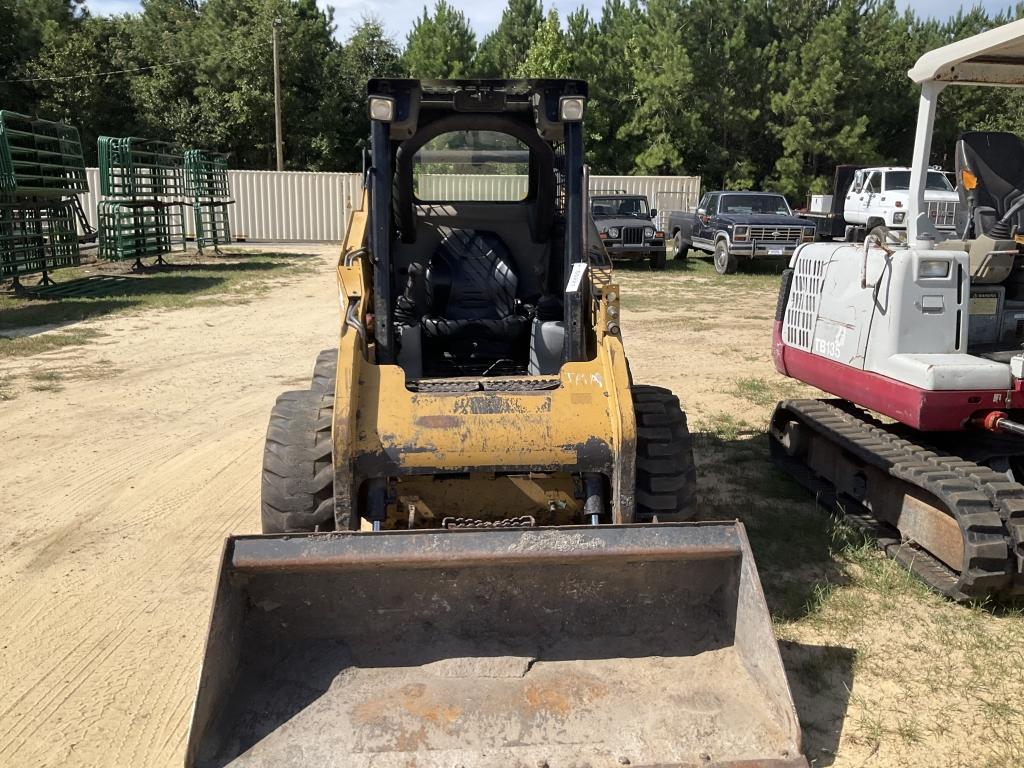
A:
[[667, 190, 816, 275], [591, 193, 666, 269]]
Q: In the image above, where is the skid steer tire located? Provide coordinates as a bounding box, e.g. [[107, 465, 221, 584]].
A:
[[632, 385, 697, 521], [261, 390, 335, 534], [311, 348, 338, 393]]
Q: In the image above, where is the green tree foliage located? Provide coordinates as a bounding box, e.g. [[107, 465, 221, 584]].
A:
[[621, 0, 698, 175], [474, 0, 543, 77], [320, 19, 403, 170], [403, 1, 477, 78], [515, 10, 568, 78], [3, 0, 1024, 197]]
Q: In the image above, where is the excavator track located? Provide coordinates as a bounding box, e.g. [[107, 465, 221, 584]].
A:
[[769, 399, 1024, 601]]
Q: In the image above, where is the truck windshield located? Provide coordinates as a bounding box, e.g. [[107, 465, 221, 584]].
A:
[[590, 197, 649, 217], [719, 194, 791, 215], [884, 171, 953, 191]]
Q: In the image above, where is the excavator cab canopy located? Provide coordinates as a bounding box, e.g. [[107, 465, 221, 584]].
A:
[[906, 19, 1024, 245]]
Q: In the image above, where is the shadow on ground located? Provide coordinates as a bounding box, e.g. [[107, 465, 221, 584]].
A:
[[693, 428, 855, 764], [1, 254, 312, 336]]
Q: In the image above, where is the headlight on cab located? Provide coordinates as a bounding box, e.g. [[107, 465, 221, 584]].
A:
[[733, 226, 749, 242], [802, 228, 815, 242], [893, 211, 906, 224], [919, 258, 950, 279], [608, 227, 620, 239], [644, 226, 656, 239]]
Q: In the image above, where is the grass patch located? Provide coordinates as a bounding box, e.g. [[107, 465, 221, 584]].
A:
[[0, 251, 316, 359], [0, 374, 15, 400], [0, 329, 102, 359], [28, 370, 64, 392]]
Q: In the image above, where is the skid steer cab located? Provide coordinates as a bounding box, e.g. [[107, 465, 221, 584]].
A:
[[186, 80, 806, 768], [275, 78, 698, 532]]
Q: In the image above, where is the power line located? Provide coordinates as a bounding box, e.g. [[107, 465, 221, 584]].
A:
[[0, 40, 272, 84]]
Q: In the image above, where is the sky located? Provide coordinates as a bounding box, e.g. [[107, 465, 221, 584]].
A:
[[85, 0, 1018, 43]]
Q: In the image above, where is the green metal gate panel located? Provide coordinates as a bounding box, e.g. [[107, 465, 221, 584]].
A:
[[97, 200, 185, 263], [193, 201, 232, 249], [0, 200, 79, 278], [0, 112, 88, 197], [98, 136, 185, 198], [184, 150, 230, 198]]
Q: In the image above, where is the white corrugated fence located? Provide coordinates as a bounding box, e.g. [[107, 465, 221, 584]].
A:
[[81, 170, 699, 243]]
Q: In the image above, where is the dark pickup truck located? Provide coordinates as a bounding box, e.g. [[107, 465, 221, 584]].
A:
[[665, 190, 816, 274], [590, 194, 666, 269]]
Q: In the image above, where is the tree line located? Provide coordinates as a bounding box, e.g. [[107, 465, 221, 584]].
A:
[[4, 0, 1024, 201]]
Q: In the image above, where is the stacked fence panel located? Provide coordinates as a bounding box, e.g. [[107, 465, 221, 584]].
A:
[[0, 111, 87, 282], [185, 150, 232, 251], [97, 136, 186, 265]]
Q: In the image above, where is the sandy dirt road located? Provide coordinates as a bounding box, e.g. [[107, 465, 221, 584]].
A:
[[1, 248, 1021, 768], [0, 246, 338, 767]]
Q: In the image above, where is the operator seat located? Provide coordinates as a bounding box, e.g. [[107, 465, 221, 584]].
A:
[[956, 131, 1024, 238], [396, 228, 529, 377], [953, 131, 1024, 284]]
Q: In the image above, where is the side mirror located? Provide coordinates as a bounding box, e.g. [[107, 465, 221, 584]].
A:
[[697, 207, 706, 216], [650, 208, 658, 217]]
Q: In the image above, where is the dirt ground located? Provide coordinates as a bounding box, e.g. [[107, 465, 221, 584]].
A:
[[1, 246, 1022, 767]]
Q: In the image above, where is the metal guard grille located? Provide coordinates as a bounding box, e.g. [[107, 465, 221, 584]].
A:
[[783, 250, 827, 351]]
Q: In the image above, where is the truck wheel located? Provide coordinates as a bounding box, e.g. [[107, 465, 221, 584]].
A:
[[650, 249, 667, 270], [311, 348, 337, 393], [714, 241, 738, 275], [672, 232, 689, 260], [632, 385, 697, 522], [261, 390, 336, 533]]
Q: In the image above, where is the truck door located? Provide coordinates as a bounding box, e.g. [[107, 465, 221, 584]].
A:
[[845, 170, 864, 223], [700, 193, 719, 242], [862, 171, 881, 223]]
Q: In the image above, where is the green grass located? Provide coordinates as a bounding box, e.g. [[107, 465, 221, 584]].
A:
[[0, 250, 316, 359]]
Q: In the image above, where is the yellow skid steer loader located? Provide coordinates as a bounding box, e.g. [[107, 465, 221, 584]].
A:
[[185, 79, 805, 768]]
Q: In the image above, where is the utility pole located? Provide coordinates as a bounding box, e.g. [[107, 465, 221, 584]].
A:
[[272, 17, 284, 172]]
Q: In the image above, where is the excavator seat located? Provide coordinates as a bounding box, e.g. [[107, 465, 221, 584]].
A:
[[956, 131, 1024, 238], [951, 131, 1024, 284]]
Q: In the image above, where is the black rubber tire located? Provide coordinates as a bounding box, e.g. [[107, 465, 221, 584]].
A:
[[261, 390, 335, 533], [632, 385, 697, 521], [714, 241, 738, 275], [650, 248, 667, 270], [311, 348, 338, 393], [672, 231, 689, 260]]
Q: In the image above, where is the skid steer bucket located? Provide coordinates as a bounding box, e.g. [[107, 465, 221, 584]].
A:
[[185, 523, 805, 768]]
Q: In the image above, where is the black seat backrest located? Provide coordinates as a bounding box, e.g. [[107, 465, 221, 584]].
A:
[[426, 229, 518, 321], [956, 131, 1024, 236]]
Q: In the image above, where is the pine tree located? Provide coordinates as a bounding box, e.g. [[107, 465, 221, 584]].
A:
[[622, 0, 698, 175], [474, 0, 544, 77], [403, 1, 477, 78], [516, 10, 568, 78]]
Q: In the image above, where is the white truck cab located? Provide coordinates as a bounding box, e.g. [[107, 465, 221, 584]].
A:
[[844, 165, 960, 233]]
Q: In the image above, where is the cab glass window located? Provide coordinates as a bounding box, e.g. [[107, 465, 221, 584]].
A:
[[413, 130, 529, 201]]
